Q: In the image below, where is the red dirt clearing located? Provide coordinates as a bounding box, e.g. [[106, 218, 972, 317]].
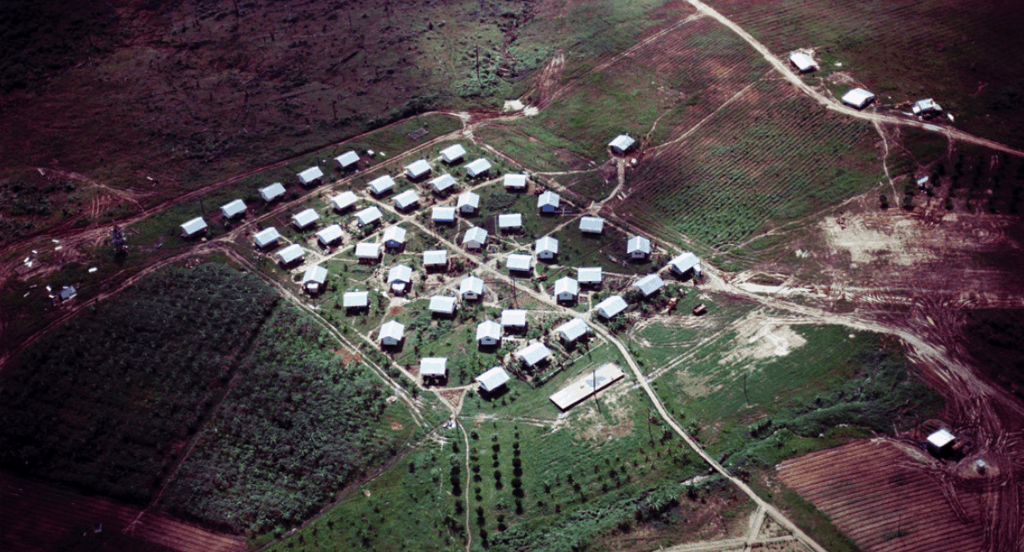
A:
[[0, 471, 245, 552], [777, 439, 985, 552]]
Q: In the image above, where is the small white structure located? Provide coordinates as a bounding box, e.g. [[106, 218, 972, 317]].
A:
[[789, 52, 816, 73], [841, 88, 876, 109], [343, 290, 370, 310], [317, 224, 345, 247], [432, 206, 457, 223], [355, 206, 383, 227], [557, 318, 589, 344], [440, 143, 466, 164], [537, 191, 560, 213], [460, 275, 485, 300], [298, 166, 324, 187], [393, 189, 421, 211], [430, 174, 457, 195], [596, 295, 628, 319], [383, 225, 407, 249], [180, 217, 208, 238], [912, 98, 942, 116], [429, 295, 457, 316], [368, 175, 396, 196], [260, 182, 286, 203], [504, 173, 528, 191], [926, 428, 956, 456], [379, 320, 405, 346], [554, 277, 579, 302], [335, 150, 360, 171], [608, 135, 635, 155], [355, 242, 381, 261], [387, 264, 413, 293], [501, 309, 527, 331], [668, 252, 701, 276], [498, 213, 523, 232], [276, 243, 304, 265], [476, 320, 502, 346], [463, 226, 488, 250], [220, 199, 246, 219], [549, 363, 624, 410], [627, 236, 651, 259], [579, 216, 605, 234], [465, 158, 492, 179], [577, 267, 602, 287], [404, 159, 432, 181], [535, 236, 559, 260], [634, 273, 664, 297], [254, 227, 281, 249], [476, 366, 510, 393], [292, 208, 320, 230], [420, 357, 448, 380], [457, 192, 480, 214], [331, 191, 358, 212], [423, 249, 448, 269], [302, 265, 328, 293], [506, 254, 533, 273], [517, 342, 551, 368]]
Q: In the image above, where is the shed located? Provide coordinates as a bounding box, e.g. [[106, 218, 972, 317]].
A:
[[577, 267, 602, 286], [440, 143, 466, 164], [180, 217, 208, 238], [368, 175, 396, 196], [420, 357, 448, 380], [260, 182, 286, 203], [355, 242, 381, 261], [633, 273, 664, 297], [912, 98, 942, 116], [343, 290, 369, 310], [429, 295, 457, 316], [557, 318, 589, 344], [430, 173, 456, 195], [254, 227, 281, 249], [387, 264, 413, 293], [537, 190, 560, 213], [457, 192, 480, 214], [393, 189, 421, 211], [501, 309, 527, 330], [316, 224, 345, 247], [383, 225, 407, 249], [506, 254, 533, 273], [302, 265, 328, 293], [476, 320, 502, 346], [331, 191, 358, 212], [423, 249, 448, 269], [549, 364, 624, 410], [579, 216, 604, 234], [379, 320, 405, 346], [535, 236, 559, 259], [463, 226, 488, 250], [504, 173, 528, 191], [460, 275, 485, 300], [926, 428, 956, 456], [668, 252, 701, 276], [335, 150, 360, 170], [517, 342, 551, 368], [498, 213, 523, 232], [554, 277, 578, 302], [298, 166, 324, 187], [627, 235, 651, 259], [292, 208, 320, 230], [596, 295, 628, 319], [355, 206, 383, 227], [432, 206, 457, 223], [276, 243, 304, 265], [841, 88, 875, 109], [608, 135, 635, 155], [465, 158, 492, 179], [59, 285, 77, 301], [789, 52, 816, 73], [220, 199, 246, 219], [404, 159, 432, 181], [476, 366, 510, 393]]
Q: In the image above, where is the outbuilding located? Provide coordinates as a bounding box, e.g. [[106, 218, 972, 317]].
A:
[[393, 189, 421, 212], [302, 265, 328, 294], [557, 318, 589, 344], [331, 191, 358, 212], [457, 192, 480, 214], [926, 428, 956, 457], [476, 366, 510, 394], [423, 249, 448, 270], [501, 309, 528, 332], [220, 199, 246, 220], [298, 166, 324, 187], [404, 159, 432, 181], [504, 174, 528, 191], [498, 213, 523, 232], [292, 208, 320, 230], [355, 242, 381, 262], [379, 320, 405, 347], [335, 150, 360, 171], [579, 216, 604, 234], [596, 295, 628, 319], [387, 264, 413, 294], [420, 357, 448, 382], [383, 225, 407, 250], [440, 143, 466, 164], [429, 295, 457, 317], [913, 98, 942, 116], [668, 252, 701, 276], [460, 275, 485, 300], [476, 320, 502, 347], [789, 52, 816, 73], [260, 182, 286, 203], [254, 227, 281, 249], [463, 226, 488, 250], [355, 206, 383, 227], [627, 235, 651, 259], [554, 277, 579, 303], [343, 290, 370, 310], [633, 273, 664, 297], [506, 254, 533, 273], [276, 243, 304, 266], [432, 206, 457, 224], [180, 217, 208, 238], [577, 267, 602, 287], [465, 158, 492, 179], [368, 175, 396, 196], [608, 135, 635, 155], [841, 88, 875, 109], [430, 174, 457, 195], [316, 224, 345, 247], [537, 190, 560, 213], [535, 236, 559, 260], [517, 342, 551, 369]]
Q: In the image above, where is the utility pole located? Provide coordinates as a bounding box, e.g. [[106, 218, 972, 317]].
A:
[[743, 374, 749, 406]]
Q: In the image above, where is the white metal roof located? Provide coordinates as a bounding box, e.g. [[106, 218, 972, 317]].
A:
[[355, 242, 380, 258], [476, 366, 510, 392], [292, 208, 320, 228], [579, 216, 604, 233], [669, 252, 701, 274], [627, 235, 651, 255], [423, 249, 448, 266], [463, 226, 488, 247], [537, 190, 560, 209], [457, 192, 480, 211], [577, 267, 602, 284], [517, 342, 551, 367], [554, 276, 578, 297], [335, 150, 360, 169], [387, 264, 413, 283], [557, 318, 589, 342], [379, 320, 405, 342], [276, 243, 304, 264], [549, 363, 625, 410], [535, 236, 559, 256], [912, 98, 942, 115], [260, 182, 286, 202], [331, 191, 358, 211], [254, 227, 281, 248], [181, 217, 208, 236], [476, 320, 502, 342], [440, 143, 466, 163], [404, 159, 431, 179], [343, 290, 369, 308], [596, 295, 628, 319], [634, 273, 664, 296], [504, 173, 528, 189], [927, 428, 955, 448], [420, 357, 448, 377], [429, 295, 457, 314], [466, 158, 492, 178], [368, 174, 396, 195], [841, 88, 875, 109], [221, 199, 246, 219], [393, 189, 421, 210], [317, 224, 344, 245], [430, 173, 456, 193], [789, 52, 815, 73], [460, 275, 485, 296], [303, 265, 328, 285], [501, 309, 527, 327], [355, 206, 383, 226], [298, 166, 324, 185], [608, 134, 635, 152], [383, 225, 407, 245], [506, 254, 532, 272], [432, 206, 457, 222], [499, 213, 523, 229]]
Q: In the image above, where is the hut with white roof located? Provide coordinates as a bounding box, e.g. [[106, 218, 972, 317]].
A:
[[627, 236, 651, 259], [335, 151, 360, 171], [368, 175, 396, 196], [180, 217, 208, 238], [260, 182, 286, 203], [535, 236, 559, 260], [379, 320, 405, 347], [554, 277, 578, 303], [292, 208, 320, 230], [430, 174, 457, 195], [440, 143, 466, 164], [254, 227, 281, 249], [316, 224, 345, 247], [841, 88, 875, 109], [420, 357, 448, 383], [297, 166, 324, 187], [220, 199, 246, 220], [404, 159, 432, 181], [476, 320, 502, 347], [596, 295, 628, 319], [458, 192, 480, 214], [276, 243, 304, 266], [465, 158, 492, 179], [331, 191, 358, 212], [476, 366, 510, 394], [504, 174, 528, 191], [608, 135, 635, 155]]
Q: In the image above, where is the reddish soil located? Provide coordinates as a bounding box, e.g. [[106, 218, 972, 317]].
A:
[[438, 389, 465, 409]]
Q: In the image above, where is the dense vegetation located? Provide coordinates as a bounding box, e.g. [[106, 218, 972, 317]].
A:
[[964, 308, 1024, 404], [0, 263, 279, 502]]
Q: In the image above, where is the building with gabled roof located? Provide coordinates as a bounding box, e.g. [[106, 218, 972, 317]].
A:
[[221, 199, 246, 219], [420, 357, 448, 381], [382, 225, 407, 250], [423, 249, 448, 269], [557, 318, 589, 344], [504, 173, 527, 191], [789, 52, 815, 73], [379, 320, 405, 346], [276, 243, 304, 265], [535, 236, 559, 260], [463, 226, 488, 250], [627, 235, 651, 259], [476, 320, 502, 346], [355, 242, 381, 261], [466, 158, 492, 178], [577, 267, 602, 286], [596, 295, 628, 319], [580, 216, 604, 234], [912, 98, 942, 116], [441, 143, 466, 164], [668, 252, 701, 276], [387, 264, 413, 294], [302, 265, 328, 293], [498, 213, 523, 232], [842, 88, 875, 109], [355, 206, 383, 227], [476, 366, 510, 393], [393, 189, 421, 211], [254, 227, 281, 249], [404, 159, 431, 181], [298, 166, 324, 186], [501, 309, 527, 331], [460, 275, 485, 300], [517, 342, 551, 368], [180, 217, 208, 238], [368, 174, 396, 196], [430, 173, 456, 195], [457, 192, 480, 214], [292, 208, 320, 230], [260, 182, 286, 203], [432, 206, 457, 223], [343, 290, 369, 310], [506, 254, 532, 273], [537, 190, 560, 213], [634, 273, 664, 297], [331, 191, 358, 212], [608, 134, 635, 154], [554, 277, 578, 303], [335, 150, 360, 170], [429, 295, 457, 316], [317, 224, 345, 247]]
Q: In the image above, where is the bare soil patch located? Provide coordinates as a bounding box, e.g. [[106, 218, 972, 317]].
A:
[[718, 311, 807, 366]]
